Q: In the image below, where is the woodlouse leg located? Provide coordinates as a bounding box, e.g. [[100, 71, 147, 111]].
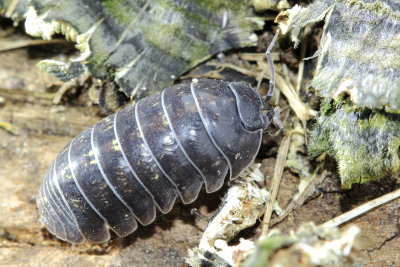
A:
[[190, 208, 210, 222], [271, 106, 283, 129], [264, 106, 283, 134]]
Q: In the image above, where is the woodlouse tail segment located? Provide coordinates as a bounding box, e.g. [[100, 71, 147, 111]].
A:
[[37, 164, 85, 243]]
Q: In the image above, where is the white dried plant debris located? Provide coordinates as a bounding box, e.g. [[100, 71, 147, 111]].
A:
[[186, 248, 232, 267], [243, 222, 360, 267], [295, 224, 359, 266], [25, 7, 62, 40], [24, 6, 102, 60], [194, 163, 269, 266], [252, 0, 290, 12], [276, 2, 333, 45], [24, 6, 96, 48], [24, 7, 102, 81]]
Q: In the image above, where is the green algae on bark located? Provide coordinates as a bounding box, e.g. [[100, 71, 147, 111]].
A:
[[1, 0, 263, 99], [277, 0, 400, 187], [308, 100, 400, 188], [278, 0, 400, 111]]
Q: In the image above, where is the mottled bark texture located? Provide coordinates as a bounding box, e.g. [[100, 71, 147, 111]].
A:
[[1, 0, 263, 99], [279, 0, 400, 187]]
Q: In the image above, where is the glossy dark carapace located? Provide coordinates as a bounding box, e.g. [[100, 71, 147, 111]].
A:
[[37, 78, 278, 243]]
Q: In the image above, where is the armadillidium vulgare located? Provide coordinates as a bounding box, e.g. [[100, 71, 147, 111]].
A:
[[37, 33, 280, 244]]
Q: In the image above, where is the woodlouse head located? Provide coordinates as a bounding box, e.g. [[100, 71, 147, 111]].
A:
[[229, 81, 270, 131]]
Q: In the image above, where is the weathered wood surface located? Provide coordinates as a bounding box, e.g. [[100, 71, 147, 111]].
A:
[[1, 0, 263, 100], [279, 0, 400, 111]]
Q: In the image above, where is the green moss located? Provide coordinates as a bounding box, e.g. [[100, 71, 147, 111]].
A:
[[243, 235, 294, 267], [308, 100, 400, 188], [140, 22, 210, 63], [100, 0, 133, 25], [342, 0, 400, 20], [163, 0, 218, 31], [195, 0, 249, 11], [319, 99, 336, 116], [343, 46, 400, 70]]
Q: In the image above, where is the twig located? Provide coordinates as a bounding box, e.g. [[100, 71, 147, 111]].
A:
[[296, 34, 307, 94], [261, 134, 291, 237], [271, 168, 326, 227], [239, 52, 279, 62], [5, 0, 20, 17], [0, 39, 68, 52], [321, 188, 400, 228], [0, 121, 19, 135], [179, 68, 225, 80], [0, 87, 55, 102]]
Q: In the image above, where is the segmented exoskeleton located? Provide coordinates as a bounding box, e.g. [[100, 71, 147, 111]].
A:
[[37, 33, 280, 244]]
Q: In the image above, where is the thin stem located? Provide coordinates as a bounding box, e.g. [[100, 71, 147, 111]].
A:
[[265, 30, 280, 103], [321, 188, 400, 228], [261, 134, 291, 237]]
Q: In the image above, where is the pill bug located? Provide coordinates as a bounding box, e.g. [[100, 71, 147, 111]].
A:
[[37, 33, 280, 244]]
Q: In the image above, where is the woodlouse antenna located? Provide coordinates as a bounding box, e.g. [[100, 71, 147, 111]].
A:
[[262, 30, 283, 131], [264, 30, 280, 104]]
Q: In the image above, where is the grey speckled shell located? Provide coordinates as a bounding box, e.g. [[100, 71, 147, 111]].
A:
[[37, 79, 265, 244]]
